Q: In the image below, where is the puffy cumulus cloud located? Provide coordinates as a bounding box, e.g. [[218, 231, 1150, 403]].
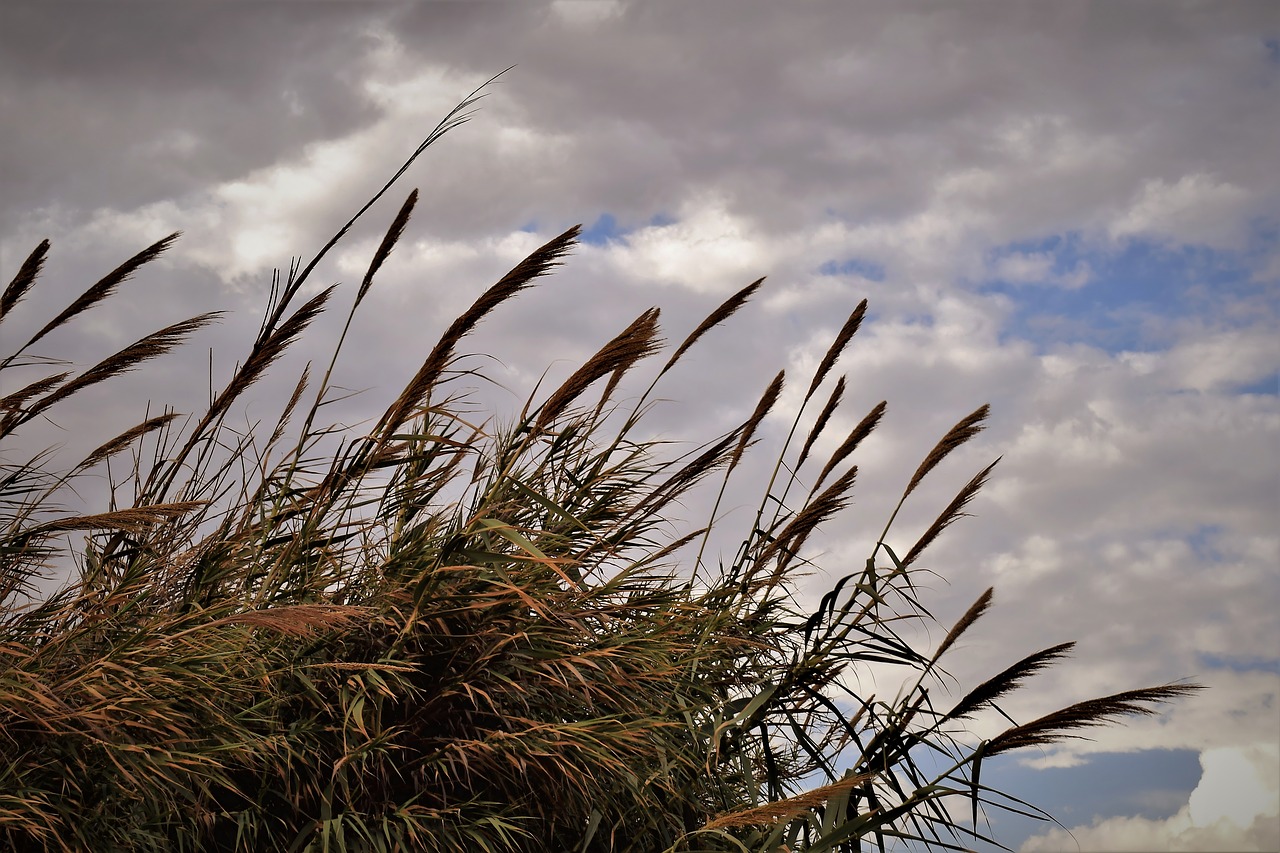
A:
[[1119, 327, 1278, 394], [1021, 744, 1280, 852], [988, 250, 1092, 290], [602, 197, 771, 294], [1109, 173, 1258, 250]]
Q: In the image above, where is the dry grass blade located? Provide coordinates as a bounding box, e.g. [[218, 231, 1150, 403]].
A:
[[379, 225, 581, 438], [631, 431, 740, 520], [357, 189, 418, 306], [22, 232, 180, 350], [23, 313, 219, 420], [985, 684, 1202, 756], [805, 298, 867, 402], [661, 277, 763, 376], [76, 412, 181, 470], [536, 307, 662, 431], [932, 586, 994, 664], [902, 404, 991, 501], [1, 239, 49, 323], [812, 399, 886, 493], [186, 604, 372, 639], [28, 501, 206, 534], [703, 772, 873, 829], [263, 75, 496, 332], [0, 372, 69, 417], [796, 374, 846, 471], [757, 463, 858, 571], [901, 458, 999, 568], [731, 369, 785, 470], [943, 641, 1075, 722], [267, 366, 310, 446], [208, 288, 333, 426]]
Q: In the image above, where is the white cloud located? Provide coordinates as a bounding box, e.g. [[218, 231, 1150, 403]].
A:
[[989, 250, 1092, 289], [1021, 744, 1280, 852], [1110, 173, 1255, 249], [605, 197, 771, 294]]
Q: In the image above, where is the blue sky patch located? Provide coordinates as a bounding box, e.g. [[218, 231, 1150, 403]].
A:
[[1238, 372, 1280, 396], [978, 230, 1275, 354], [970, 749, 1201, 852], [575, 212, 677, 245], [580, 212, 621, 245], [818, 257, 886, 281], [1198, 652, 1280, 675]]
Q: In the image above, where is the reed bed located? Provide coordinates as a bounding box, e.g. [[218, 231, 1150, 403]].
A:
[[0, 92, 1197, 852]]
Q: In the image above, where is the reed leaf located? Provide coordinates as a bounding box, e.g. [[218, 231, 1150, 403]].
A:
[[902, 404, 990, 502], [943, 641, 1075, 722], [901, 458, 999, 569], [805, 298, 867, 402], [985, 684, 1202, 756], [535, 307, 662, 432], [22, 232, 179, 352], [731, 369, 785, 470], [796, 375, 846, 472], [357, 189, 418, 306], [1, 239, 49, 324], [812, 400, 886, 494], [661, 277, 763, 376], [379, 225, 580, 439]]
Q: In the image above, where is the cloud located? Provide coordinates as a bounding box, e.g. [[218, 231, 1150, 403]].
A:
[[1021, 744, 1280, 852], [1110, 173, 1256, 249]]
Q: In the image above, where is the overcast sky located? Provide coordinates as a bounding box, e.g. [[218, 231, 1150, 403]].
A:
[[2, 3, 1278, 851]]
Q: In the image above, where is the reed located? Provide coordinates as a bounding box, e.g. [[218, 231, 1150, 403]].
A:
[[0, 94, 1199, 853]]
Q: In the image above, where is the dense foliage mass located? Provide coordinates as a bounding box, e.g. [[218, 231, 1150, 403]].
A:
[[0, 99, 1196, 852]]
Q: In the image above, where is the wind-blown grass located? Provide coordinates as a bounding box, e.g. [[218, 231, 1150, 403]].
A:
[[0, 91, 1199, 853]]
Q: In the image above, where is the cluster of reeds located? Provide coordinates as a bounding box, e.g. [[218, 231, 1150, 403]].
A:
[[0, 93, 1197, 852]]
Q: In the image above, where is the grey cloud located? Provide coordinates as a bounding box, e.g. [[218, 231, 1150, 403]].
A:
[[0, 1, 387, 233]]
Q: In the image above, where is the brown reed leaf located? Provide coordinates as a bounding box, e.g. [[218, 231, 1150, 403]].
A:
[[356, 189, 418, 306], [211, 604, 371, 638], [267, 366, 310, 446], [902, 403, 991, 501], [931, 586, 994, 663], [943, 641, 1075, 722], [77, 413, 181, 470], [632, 431, 741, 520], [661, 277, 763, 375], [1, 239, 49, 323], [757, 463, 858, 570], [30, 501, 206, 534], [207, 287, 333, 427], [796, 375, 846, 471], [594, 363, 627, 416], [805, 298, 867, 402], [379, 225, 580, 438], [535, 307, 662, 431], [730, 369, 784, 470], [23, 233, 180, 350], [24, 313, 219, 419], [812, 399, 886, 493], [901, 457, 998, 568], [0, 372, 69, 416], [703, 772, 874, 829], [984, 684, 1202, 756]]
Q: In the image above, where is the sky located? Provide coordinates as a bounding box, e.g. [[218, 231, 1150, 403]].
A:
[[1, 2, 1277, 850]]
